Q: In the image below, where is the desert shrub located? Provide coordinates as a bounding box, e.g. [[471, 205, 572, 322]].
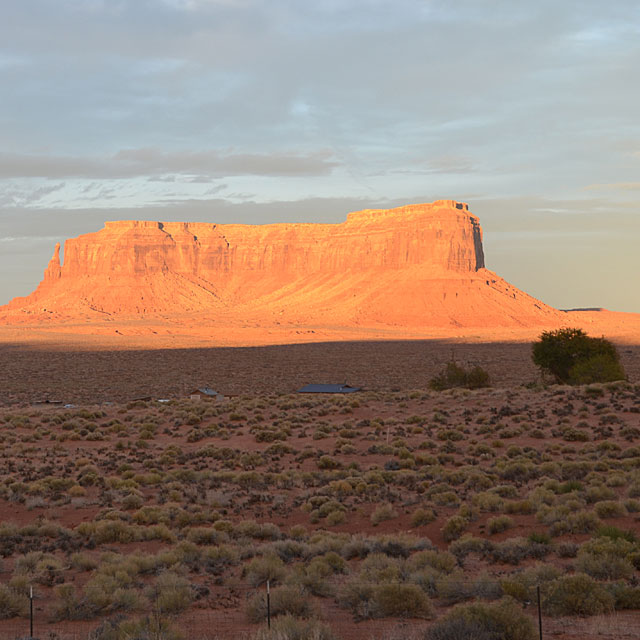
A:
[[608, 582, 640, 610], [594, 500, 627, 519], [585, 484, 615, 503], [0, 583, 26, 619], [52, 584, 96, 621], [338, 578, 377, 618], [472, 492, 505, 513], [338, 579, 432, 620], [186, 526, 226, 545], [487, 516, 514, 535], [287, 565, 332, 598], [596, 525, 638, 543], [246, 585, 314, 623], [88, 614, 182, 640], [549, 510, 600, 536], [326, 510, 346, 526], [34, 555, 65, 586], [532, 328, 625, 385], [543, 573, 614, 616], [250, 615, 337, 640], [433, 572, 474, 604], [429, 362, 490, 391], [625, 499, 640, 513], [201, 545, 238, 575], [489, 537, 549, 565], [574, 537, 636, 580], [442, 516, 468, 542], [371, 503, 398, 526], [409, 550, 457, 574], [500, 564, 561, 603], [373, 583, 433, 618], [14, 551, 44, 575], [527, 532, 551, 545], [555, 541, 579, 558], [70, 552, 99, 572], [121, 494, 144, 510], [426, 598, 536, 640], [411, 507, 436, 527], [359, 553, 405, 583], [151, 572, 194, 615], [472, 573, 503, 601], [244, 553, 286, 587], [448, 536, 491, 562]]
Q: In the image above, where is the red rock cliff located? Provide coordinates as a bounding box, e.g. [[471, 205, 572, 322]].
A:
[[1, 200, 563, 327]]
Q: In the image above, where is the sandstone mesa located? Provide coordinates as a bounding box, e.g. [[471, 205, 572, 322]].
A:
[[0, 200, 573, 335]]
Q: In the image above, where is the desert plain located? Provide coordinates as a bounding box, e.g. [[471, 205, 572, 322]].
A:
[[0, 316, 639, 640], [0, 202, 639, 640]]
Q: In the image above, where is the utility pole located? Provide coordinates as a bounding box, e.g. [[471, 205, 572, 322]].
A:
[[29, 585, 34, 638], [537, 585, 543, 640], [266, 580, 271, 629]]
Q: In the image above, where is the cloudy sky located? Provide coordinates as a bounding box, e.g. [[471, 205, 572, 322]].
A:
[[1, 0, 639, 312]]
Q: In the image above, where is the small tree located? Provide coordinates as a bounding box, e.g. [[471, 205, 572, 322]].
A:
[[532, 328, 625, 385]]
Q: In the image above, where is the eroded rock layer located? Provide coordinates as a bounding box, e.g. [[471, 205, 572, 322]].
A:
[[1, 200, 564, 328]]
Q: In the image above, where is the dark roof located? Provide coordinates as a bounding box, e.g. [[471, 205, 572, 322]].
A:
[[191, 387, 220, 396], [297, 384, 361, 394]]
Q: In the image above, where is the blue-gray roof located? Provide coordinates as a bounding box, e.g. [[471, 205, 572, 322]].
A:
[[297, 384, 361, 394]]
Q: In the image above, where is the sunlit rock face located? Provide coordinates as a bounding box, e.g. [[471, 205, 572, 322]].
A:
[[1, 200, 563, 327]]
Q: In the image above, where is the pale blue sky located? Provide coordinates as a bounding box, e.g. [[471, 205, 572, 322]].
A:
[[1, 0, 639, 311]]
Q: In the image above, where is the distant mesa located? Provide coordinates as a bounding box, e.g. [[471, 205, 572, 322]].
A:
[[0, 200, 565, 329]]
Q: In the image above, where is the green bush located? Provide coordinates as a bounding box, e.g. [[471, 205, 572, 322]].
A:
[[532, 328, 625, 385], [426, 598, 536, 640], [543, 573, 614, 616], [429, 362, 490, 391]]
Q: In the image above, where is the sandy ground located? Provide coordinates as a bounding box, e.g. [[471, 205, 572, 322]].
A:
[[0, 308, 639, 406]]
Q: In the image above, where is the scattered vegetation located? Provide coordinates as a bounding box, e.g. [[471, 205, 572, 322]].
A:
[[0, 383, 637, 638]]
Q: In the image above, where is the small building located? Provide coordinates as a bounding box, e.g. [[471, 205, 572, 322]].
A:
[[297, 383, 361, 394], [189, 387, 224, 401]]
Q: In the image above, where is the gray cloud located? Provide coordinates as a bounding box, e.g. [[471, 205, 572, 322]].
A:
[[585, 183, 640, 191], [0, 149, 338, 179]]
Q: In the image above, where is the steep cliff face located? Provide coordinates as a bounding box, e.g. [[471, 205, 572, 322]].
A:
[[1, 200, 562, 327]]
